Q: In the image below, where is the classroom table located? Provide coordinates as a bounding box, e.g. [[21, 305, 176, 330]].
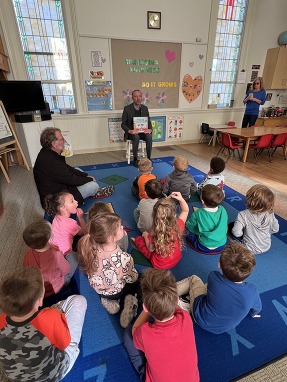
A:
[[215, 126, 287, 163], [209, 124, 234, 147]]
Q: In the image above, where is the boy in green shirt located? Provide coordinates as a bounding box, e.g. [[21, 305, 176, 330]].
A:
[[186, 184, 227, 254]]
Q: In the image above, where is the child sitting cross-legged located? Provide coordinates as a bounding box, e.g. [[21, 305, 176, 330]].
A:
[[78, 213, 139, 328], [176, 241, 262, 334], [131, 158, 156, 200], [186, 184, 228, 254], [131, 192, 189, 269], [198, 156, 225, 191], [0, 267, 87, 381], [124, 268, 199, 382], [229, 184, 279, 254], [162, 156, 197, 201], [88, 202, 128, 252], [134, 179, 163, 233], [22, 220, 78, 298]]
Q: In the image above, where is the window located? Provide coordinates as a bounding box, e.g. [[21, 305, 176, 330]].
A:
[[13, 0, 74, 112], [209, 0, 248, 107]]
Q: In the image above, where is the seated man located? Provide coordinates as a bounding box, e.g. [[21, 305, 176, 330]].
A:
[[34, 127, 114, 207], [121, 89, 152, 167]]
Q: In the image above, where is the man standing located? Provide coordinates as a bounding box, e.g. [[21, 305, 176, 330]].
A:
[[121, 90, 152, 167], [34, 127, 114, 207]]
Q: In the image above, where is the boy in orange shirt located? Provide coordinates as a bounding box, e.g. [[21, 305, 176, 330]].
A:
[[131, 158, 156, 199]]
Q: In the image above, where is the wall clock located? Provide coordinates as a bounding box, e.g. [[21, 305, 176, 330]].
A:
[[147, 11, 161, 30]]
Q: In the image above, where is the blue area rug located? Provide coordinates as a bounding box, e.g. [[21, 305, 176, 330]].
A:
[[62, 157, 287, 382]]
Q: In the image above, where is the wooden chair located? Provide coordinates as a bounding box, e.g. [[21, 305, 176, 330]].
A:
[[216, 133, 242, 162], [248, 134, 274, 163], [125, 139, 146, 164], [269, 132, 287, 161]]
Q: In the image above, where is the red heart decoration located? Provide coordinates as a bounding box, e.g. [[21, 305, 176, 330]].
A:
[[165, 50, 176, 63]]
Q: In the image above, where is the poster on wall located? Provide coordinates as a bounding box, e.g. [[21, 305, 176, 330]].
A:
[[108, 118, 125, 143], [111, 39, 181, 110], [150, 116, 166, 142], [85, 80, 113, 111], [167, 115, 183, 140]]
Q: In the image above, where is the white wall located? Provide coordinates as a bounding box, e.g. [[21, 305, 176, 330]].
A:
[[1, 0, 287, 153]]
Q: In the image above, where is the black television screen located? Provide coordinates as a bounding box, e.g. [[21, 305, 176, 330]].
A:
[[0, 80, 46, 113]]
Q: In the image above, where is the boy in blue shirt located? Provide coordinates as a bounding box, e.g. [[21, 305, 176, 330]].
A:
[[177, 241, 262, 334]]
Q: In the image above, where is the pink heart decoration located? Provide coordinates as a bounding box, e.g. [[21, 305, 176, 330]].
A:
[[101, 57, 106, 63], [165, 50, 176, 63], [189, 62, 194, 67]]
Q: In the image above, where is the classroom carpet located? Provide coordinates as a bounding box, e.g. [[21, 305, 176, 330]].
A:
[[62, 156, 287, 382]]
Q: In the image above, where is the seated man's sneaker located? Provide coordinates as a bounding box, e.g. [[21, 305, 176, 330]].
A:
[[94, 185, 115, 199]]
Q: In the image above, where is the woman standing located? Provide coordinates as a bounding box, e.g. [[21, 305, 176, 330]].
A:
[[242, 77, 266, 127]]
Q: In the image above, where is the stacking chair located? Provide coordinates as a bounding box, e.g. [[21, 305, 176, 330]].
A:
[[125, 139, 146, 164], [248, 134, 274, 163], [216, 133, 242, 162], [199, 123, 214, 144], [269, 132, 287, 161]]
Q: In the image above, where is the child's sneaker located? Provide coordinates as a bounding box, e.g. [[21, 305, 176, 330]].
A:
[[94, 185, 115, 199], [120, 294, 138, 328], [101, 297, 120, 314]]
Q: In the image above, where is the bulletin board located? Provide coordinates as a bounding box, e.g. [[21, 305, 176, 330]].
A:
[[78, 37, 207, 111], [79, 37, 113, 111], [178, 44, 207, 108], [111, 39, 181, 110]]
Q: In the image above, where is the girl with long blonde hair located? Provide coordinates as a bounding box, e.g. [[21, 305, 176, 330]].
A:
[[131, 192, 189, 269]]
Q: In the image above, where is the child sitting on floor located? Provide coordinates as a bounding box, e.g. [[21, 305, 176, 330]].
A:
[[186, 184, 228, 254], [22, 220, 78, 297], [88, 202, 128, 251], [131, 158, 156, 200], [124, 268, 199, 382], [162, 156, 197, 201], [0, 267, 87, 381], [176, 241, 262, 334], [198, 156, 225, 191], [230, 184, 279, 254], [131, 192, 189, 269], [134, 179, 163, 233], [78, 213, 139, 328], [45, 191, 86, 255]]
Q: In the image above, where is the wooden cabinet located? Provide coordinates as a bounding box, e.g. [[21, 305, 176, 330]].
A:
[[262, 47, 287, 89], [256, 117, 287, 127]]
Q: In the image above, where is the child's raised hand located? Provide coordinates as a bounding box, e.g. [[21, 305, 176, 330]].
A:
[[76, 208, 84, 219], [170, 192, 183, 201]]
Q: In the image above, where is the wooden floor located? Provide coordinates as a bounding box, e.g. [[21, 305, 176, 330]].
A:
[[179, 142, 287, 195]]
